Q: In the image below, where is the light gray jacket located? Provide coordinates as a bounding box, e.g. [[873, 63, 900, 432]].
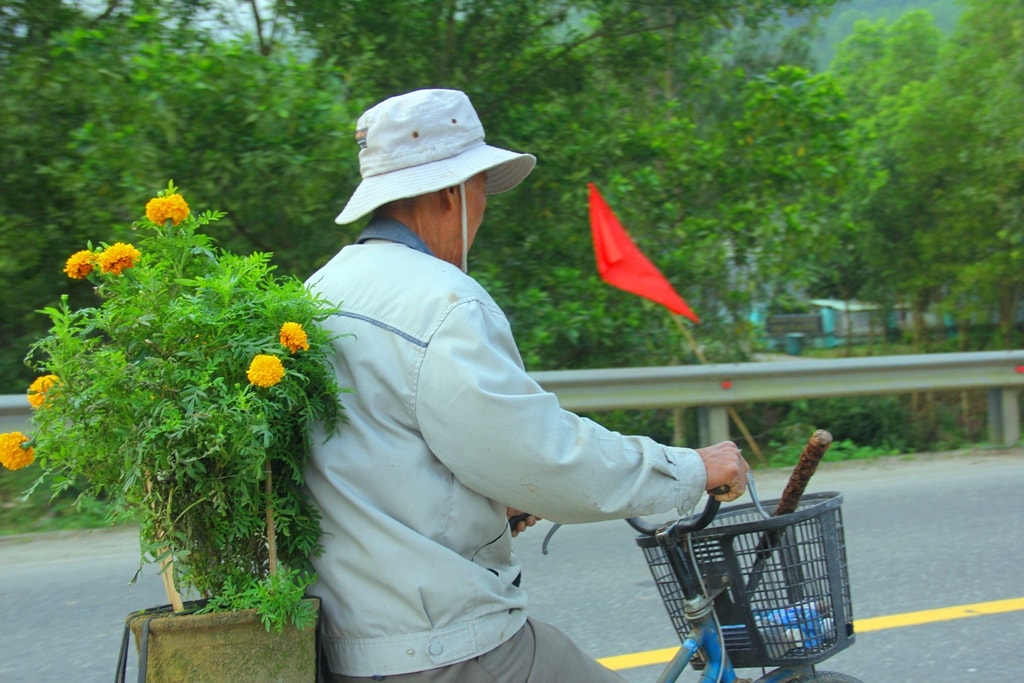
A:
[[304, 219, 707, 677]]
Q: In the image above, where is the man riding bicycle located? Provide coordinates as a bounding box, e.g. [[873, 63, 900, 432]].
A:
[[305, 88, 750, 682]]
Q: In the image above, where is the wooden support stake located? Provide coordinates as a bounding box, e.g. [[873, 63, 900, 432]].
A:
[[159, 554, 184, 612], [265, 460, 278, 575], [146, 477, 184, 611]]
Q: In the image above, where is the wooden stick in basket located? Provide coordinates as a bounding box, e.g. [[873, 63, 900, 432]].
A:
[[744, 429, 833, 594], [773, 429, 833, 517]]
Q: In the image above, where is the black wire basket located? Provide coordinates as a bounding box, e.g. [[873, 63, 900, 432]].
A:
[[636, 492, 855, 670]]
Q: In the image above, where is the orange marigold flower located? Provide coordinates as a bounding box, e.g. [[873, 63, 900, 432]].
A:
[[64, 250, 97, 279], [98, 242, 142, 275], [145, 194, 190, 226], [0, 432, 34, 471], [27, 374, 59, 409], [279, 322, 310, 354], [247, 354, 285, 388]]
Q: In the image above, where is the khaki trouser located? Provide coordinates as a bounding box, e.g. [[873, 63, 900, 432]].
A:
[[327, 618, 629, 683]]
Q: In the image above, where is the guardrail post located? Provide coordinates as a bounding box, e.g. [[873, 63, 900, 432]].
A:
[[988, 388, 1021, 447], [697, 405, 730, 446]]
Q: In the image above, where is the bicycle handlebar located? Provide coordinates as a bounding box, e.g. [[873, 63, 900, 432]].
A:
[[626, 495, 721, 538], [626, 472, 769, 540]]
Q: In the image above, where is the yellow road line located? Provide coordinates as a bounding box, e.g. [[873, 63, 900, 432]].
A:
[[599, 647, 681, 672], [597, 596, 1024, 672], [854, 596, 1024, 632]]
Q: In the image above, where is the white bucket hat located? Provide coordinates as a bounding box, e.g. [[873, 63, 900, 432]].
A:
[[335, 89, 536, 225]]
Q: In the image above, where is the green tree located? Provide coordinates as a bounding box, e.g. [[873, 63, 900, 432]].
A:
[[812, 0, 960, 68], [900, 0, 1024, 348], [0, 10, 357, 393], [1, 0, 846, 399], [826, 11, 944, 349]]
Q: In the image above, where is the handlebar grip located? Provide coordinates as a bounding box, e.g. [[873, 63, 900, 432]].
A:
[[508, 512, 531, 529]]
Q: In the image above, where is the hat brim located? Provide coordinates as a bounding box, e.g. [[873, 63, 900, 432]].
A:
[[335, 143, 536, 224]]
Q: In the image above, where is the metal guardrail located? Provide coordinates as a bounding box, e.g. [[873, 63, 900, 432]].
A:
[[529, 350, 1024, 447], [3, 351, 1023, 447]]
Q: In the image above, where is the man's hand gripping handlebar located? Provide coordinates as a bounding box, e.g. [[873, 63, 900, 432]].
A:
[[698, 440, 750, 502]]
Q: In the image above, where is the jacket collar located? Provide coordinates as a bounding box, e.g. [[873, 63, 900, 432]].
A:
[[355, 217, 434, 257]]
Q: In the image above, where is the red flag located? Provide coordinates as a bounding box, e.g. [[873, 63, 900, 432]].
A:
[[588, 183, 700, 323]]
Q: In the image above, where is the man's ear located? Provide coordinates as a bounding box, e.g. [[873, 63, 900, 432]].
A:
[[438, 185, 459, 210]]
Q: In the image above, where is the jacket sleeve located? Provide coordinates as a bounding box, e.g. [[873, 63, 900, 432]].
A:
[[415, 297, 707, 524]]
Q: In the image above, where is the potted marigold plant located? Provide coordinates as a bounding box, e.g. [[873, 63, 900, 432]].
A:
[[1, 182, 344, 681]]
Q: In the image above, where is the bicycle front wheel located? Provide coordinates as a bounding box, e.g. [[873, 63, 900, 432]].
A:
[[790, 673, 865, 683]]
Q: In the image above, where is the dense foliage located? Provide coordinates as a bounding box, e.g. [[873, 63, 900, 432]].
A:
[[11, 185, 344, 627], [810, 0, 960, 66], [0, 0, 1020, 458]]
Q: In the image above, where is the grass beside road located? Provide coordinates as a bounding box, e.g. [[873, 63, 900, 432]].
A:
[[0, 466, 115, 536]]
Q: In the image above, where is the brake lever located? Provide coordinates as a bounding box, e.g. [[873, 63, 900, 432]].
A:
[[707, 473, 769, 517], [747, 471, 771, 519]]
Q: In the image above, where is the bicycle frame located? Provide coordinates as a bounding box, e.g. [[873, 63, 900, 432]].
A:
[[656, 593, 734, 683], [657, 609, 822, 683]]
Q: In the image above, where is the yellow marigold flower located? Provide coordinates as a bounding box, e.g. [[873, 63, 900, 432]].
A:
[[145, 193, 190, 226], [64, 250, 96, 279], [247, 354, 285, 388], [0, 432, 34, 471], [27, 374, 59, 409], [98, 242, 142, 275], [279, 322, 310, 354]]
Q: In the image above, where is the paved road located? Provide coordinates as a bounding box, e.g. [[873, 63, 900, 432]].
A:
[[2, 449, 1023, 682]]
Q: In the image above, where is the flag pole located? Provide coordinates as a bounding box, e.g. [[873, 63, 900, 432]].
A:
[[670, 314, 765, 464], [586, 182, 763, 462]]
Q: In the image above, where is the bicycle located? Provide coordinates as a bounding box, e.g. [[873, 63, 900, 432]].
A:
[[624, 472, 863, 683]]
